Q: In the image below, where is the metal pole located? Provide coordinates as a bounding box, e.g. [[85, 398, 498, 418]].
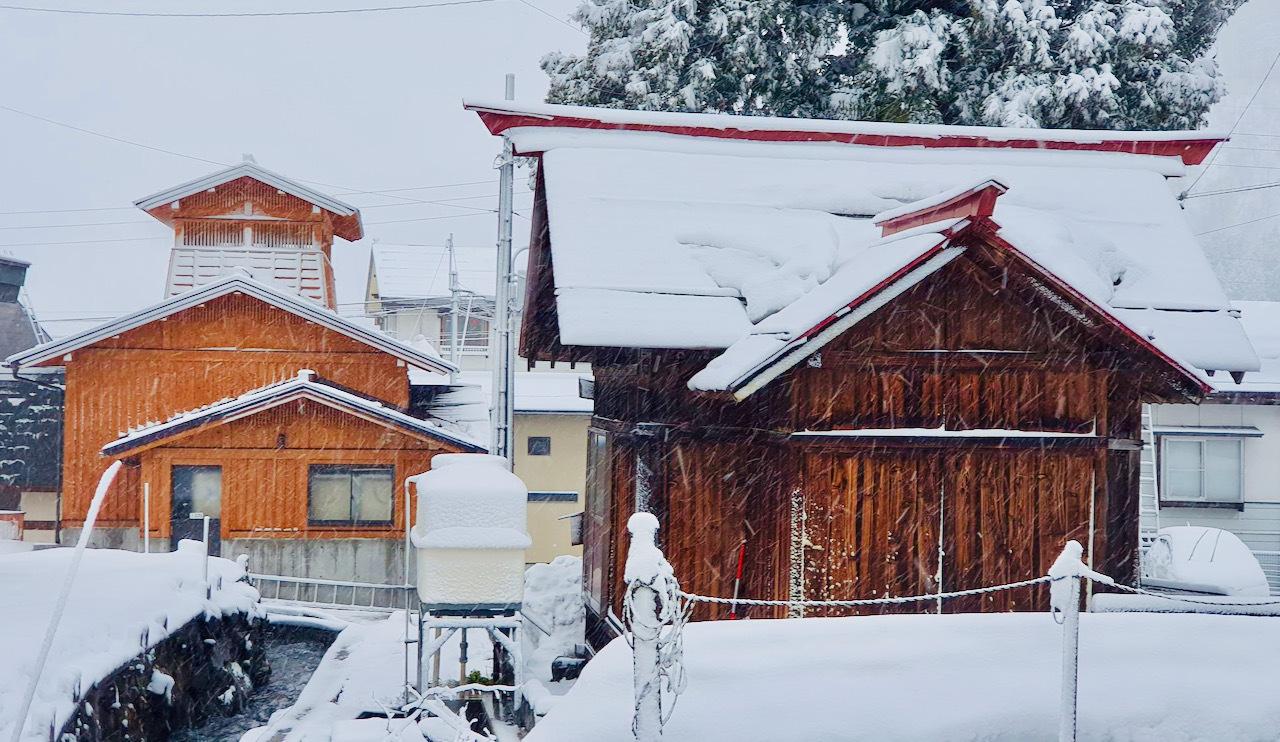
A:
[[447, 233, 460, 384], [404, 478, 413, 700], [490, 73, 516, 467], [1059, 576, 1082, 742], [143, 482, 150, 554]]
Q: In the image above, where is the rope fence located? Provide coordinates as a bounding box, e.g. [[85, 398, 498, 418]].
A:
[[677, 575, 1058, 609], [619, 512, 1280, 742]]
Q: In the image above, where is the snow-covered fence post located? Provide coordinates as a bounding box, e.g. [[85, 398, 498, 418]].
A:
[[624, 512, 685, 742], [1049, 541, 1113, 742]]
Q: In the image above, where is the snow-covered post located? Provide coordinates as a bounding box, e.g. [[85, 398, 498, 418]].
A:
[[1049, 541, 1113, 742], [625, 512, 679, 742]]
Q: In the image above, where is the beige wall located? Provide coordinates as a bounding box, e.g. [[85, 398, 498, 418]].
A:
[[515, 413, 588, 562], [19, 490, 58, 543]]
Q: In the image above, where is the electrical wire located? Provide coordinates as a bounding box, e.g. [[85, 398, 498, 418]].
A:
[[1195, 210, 1280, 237], [1180, 179, 1280, 200], [0, 104, 530, 215], [1183, 45, 1280, 197], [512, 0, 582, 34], [0, 0, 494, 17]]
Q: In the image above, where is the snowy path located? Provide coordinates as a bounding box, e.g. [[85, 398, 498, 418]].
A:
[[530, 611, 1280, 742], [0, 543, 262, 742]]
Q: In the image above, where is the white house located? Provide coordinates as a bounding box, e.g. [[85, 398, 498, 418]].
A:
[[1144, 300, 1280, 591]]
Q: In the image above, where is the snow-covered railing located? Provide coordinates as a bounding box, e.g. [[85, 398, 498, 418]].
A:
[[248, 572, 413, 612], [622, 512, 1172, 742]]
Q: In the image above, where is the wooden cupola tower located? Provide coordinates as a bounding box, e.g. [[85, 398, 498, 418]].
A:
[[134, 157, 364, 309]]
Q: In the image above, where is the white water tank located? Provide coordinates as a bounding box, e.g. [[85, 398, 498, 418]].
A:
[[411, 454, 531, 612]]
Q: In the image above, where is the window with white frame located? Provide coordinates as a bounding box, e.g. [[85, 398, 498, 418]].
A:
[[1160, 437, 1244, 504]]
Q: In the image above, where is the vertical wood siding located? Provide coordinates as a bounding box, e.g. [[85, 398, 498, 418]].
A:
[[583, 250, 1158, 623], [62, 291, 416, 528]]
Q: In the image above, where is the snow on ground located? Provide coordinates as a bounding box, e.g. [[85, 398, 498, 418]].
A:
[[0, 541, 262, 742], [244, 557, 585, 740], [529, 612, 1280, 742]]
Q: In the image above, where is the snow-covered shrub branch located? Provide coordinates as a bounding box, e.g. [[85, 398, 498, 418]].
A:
[[543, 0, 1246, 130]]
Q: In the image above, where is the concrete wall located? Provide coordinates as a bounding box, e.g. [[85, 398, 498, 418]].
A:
[[515, 413, 587, 562]]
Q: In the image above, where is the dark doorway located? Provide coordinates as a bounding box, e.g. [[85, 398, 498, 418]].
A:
[[171, 465, 222, 556]]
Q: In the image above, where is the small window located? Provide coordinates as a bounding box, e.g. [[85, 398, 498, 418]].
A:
[[1161, 437, 1243, 504], [527, 436, 552, 456], [308, 465, 394, 526]]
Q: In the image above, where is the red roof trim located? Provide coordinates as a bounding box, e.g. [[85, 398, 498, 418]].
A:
[[757, 219, 1208, 396], [975, 222, 1212, 395], [470, 109, 1223, 165], [799, 240, 953, 342], [877, 181, 1008, 237]]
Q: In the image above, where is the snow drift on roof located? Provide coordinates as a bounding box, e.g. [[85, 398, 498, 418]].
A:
[[533, 138, 1256, 389], [103, 370, 485, 455]]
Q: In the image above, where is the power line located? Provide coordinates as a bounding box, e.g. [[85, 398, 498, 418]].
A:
[[0, 236, 170, 247], [0, 180, 517, 218], [0, 104, 530, 215], [0, 219, 152, 231], [1181, 180, 1280, 200], [0, 103, 225, 167], [1184, 45, 1280, 197], [0, 0, 493, 17], [1195, 211, 1280, 237], [512, 0, 583, 35]]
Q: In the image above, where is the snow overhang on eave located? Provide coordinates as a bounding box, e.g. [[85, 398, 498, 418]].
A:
[[709, 246, 968, 401], [134, 162, 363, 241], [463, 100, 1227, 165], [103, 375, 486, 457], [6, 274, 457, 376]]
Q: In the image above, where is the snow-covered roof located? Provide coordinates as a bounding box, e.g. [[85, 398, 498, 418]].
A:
[[5, 272, 456, 376], [134, 161, 363, 241], [1207, 300, 1280, 395], [370, 243, 497, 302], [102, 370, 485, 456], [409, 369, 593, 414], [465, 99, 1226, 164], [471, 105, 1258, 394]]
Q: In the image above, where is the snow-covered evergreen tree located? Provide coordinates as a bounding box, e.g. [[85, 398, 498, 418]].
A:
[[543, 0, 1246, 129]]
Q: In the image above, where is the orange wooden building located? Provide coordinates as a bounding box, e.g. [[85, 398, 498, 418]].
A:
[[7, 163, 481, 583]]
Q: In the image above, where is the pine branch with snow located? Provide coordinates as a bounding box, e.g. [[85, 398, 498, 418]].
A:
[[543, 0, 1247, 130]]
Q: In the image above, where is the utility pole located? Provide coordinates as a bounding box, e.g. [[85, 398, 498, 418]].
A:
[[447, 233, 459, 384], [490, 73, 516, 466]]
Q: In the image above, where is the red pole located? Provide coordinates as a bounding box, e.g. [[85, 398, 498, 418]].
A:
[[729, 540, 747, 619]]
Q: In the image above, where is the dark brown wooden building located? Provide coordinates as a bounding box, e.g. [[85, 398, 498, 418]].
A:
[[467, 101, 1261, 634]]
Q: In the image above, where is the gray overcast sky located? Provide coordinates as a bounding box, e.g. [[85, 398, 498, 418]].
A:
[[4, 0, 1280, 335], [0, 0, 583, 335]]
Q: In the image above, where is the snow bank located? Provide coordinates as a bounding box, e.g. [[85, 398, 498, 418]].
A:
[[0, 544, 262, 742], [528, 612, 1280, 741], [522, 555, 586, 686], [1141, 526, 1271, 597]]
